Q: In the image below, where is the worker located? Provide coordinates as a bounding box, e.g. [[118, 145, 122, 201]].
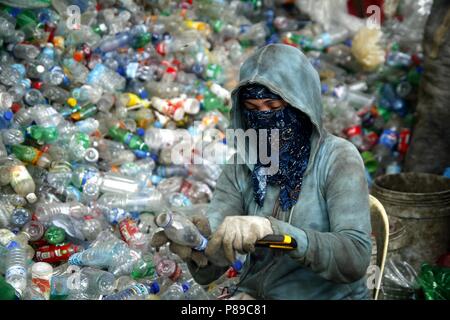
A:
[[151, 43, 372, 300]]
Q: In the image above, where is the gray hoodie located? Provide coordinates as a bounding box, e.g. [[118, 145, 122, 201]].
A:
[[189, 44, 372, 300]]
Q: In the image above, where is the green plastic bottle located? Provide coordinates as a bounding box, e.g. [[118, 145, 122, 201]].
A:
[[203, 90, 228, 113], [11, 144, 42, 165], [26, 125, 58, 143], [131, 256, 156, 280], [0, 276, 17, 300], [108, 126, 149, 152], [132, 32, 151, 49]]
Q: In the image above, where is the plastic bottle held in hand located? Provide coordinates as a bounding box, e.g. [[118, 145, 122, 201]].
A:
[[31, 262, 53, 300], [5, 241, 27, 297], [155, 211, 208, 251]]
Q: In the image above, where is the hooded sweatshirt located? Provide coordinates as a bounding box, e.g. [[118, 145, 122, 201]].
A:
[[189, 44, 372, 300]]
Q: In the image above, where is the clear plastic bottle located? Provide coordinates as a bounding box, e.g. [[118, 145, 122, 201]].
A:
[[102, 282, 160, 300], [35, 202, 86, 222], [96, 190, 164, 214], [13, 43, 40, 60], [159, 282, 189, 300], [312, 26, 350, 50], [10, 208, 31, 228], [86, 63, 125, 92], [81, 267, 116, 296], [5, 241, 28, 297], [22, 220, 45, 242], [1, 129, 25, 145], [0, 202, 11, 228], [155, 211, 208, 251]]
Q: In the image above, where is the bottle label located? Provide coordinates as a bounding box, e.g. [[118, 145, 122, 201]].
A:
[[80, 168, 98, 187], [32, 278, 51, 300], [109, 208, 129, 225], [119, 218, 140, 244], [6, 265, 26, 279], [379, 129, 399, 150]]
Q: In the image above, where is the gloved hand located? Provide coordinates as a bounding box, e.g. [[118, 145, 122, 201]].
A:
[[151, 214, 211, 268], [205, 216, 273, 263]]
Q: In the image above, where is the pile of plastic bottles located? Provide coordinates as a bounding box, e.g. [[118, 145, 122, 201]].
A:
[[0, 0, 430, 300]]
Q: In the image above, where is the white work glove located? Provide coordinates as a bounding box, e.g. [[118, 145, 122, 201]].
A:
[[205, 216, 273, 263]]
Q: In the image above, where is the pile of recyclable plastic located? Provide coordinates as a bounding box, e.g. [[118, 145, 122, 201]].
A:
[[0, 0, 432, 300]]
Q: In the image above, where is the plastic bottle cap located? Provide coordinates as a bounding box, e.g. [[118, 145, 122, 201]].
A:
[[232, 259, 243, 272], [6, 240, 19, 250], [31, 262, 53, 277], [26, 193, 37, 204], [136, 128, 145, 137], [3, 111, 13, 121], [84, 148, 99, 162], [67, 97, 77, 107], [150, 282, 160, 294], [182, 283, 190, 292]]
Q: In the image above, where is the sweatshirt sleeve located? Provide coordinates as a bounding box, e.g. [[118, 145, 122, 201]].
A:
[[188, 162, 246, 285], [268, 141, 372, 283]]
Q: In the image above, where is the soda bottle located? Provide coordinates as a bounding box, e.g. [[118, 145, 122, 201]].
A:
[[35, 243, 82, 264], [26, 125, 59, 143], [11, 144, 52, 168], [108, 126, 149, 152]]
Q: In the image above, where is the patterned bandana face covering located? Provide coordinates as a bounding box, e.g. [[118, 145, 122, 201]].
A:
[[240, 85, 312, 211]]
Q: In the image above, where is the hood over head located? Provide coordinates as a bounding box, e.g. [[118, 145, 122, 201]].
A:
[[230, 44, 324, 174]]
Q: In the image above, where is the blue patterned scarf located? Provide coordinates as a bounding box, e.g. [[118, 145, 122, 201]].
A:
[[240, 85, 312, 211]]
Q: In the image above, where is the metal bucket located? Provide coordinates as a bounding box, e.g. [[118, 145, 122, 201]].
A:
[[371, 173, 450, 271]]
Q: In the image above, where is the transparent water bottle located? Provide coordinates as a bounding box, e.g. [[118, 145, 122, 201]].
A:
[[159, 282, 189, 300], [81, 267, 116, 296], [35, 202, 86, 222], [96, 190, 164, 214], [155, 211, 208, 251], [1, 129, 25, 145], [5, 241, 28, 297], [102, 282, 160, 300]]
